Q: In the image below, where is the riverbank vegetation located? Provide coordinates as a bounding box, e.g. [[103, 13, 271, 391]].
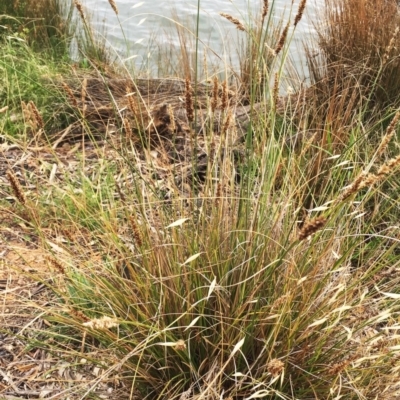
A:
[[1, 0, 400, 399]]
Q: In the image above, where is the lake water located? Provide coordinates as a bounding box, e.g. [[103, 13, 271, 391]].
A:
[[80, 0, 322, 80]]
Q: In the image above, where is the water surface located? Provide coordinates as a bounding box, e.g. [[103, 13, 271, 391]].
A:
[[81, 0, 321, 79]]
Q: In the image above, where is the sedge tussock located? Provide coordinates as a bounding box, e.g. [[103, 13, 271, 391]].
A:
[[185, 78, 194, 122], [274, 21, 290, 55], [108, 0, 118, 15], [83, 315, 119, 330], [294, 0, 307, 27], [6, 169, 26, 205], [267, 359, 284, 377], [219, 12, 246, 31], [298, 216, 327, 240]]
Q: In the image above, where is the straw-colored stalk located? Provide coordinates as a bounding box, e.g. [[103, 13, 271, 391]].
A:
[[81, 78, 87, 116], [275, 22, 290, 55], [294, 0, 307, 27], [167, 104, 176, 132], [219, 13, 246, 32], [185, 78, 194, 123], [6, 169, 26, 205]]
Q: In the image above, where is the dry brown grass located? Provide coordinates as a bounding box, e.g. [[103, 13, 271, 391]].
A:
[[308, 0, 400, 115]]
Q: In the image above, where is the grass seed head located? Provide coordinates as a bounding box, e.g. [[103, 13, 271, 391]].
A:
[[83, 316, 119, 330], [262, 0, 269, 21], [299, 216, 327, 240], [267, 359, 284, 377], [73, 0, 87, 24], [275, 21, 290, 56], [376, 110, 400, 156], [62, 82, 78, 108], [46, 256, 66, 275], [28, 101, 44, 130], [185, 78, 194, 122], [108, 0, 118, 15], [6, 169, 26, 205], [219, 13, 246, 31], [221, 80, 228, 110], [211, 76, 219, 112], [294, 0, 307, 27]]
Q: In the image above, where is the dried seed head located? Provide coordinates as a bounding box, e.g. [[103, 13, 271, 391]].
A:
[[275, 21, 290, 55], [46, 256, 66, 275], [339, 172, 367, 201], [211, 76, 219, 112], [73, 0, 87, 23], [267, 359, 284, 377], [383, 26, 399, 65], [272, 72, 279, 107], [222, 111, 232, 135], [221, 80, 228, 110], [123, 118, 133, 140], [108, 0, 118, 15], [83, 316, 119, 330], [294, 0, 307, 27], [219, 13, 246, 31], [129, 215, 143, 248], [299, 216, 327, 240], [126, 89, 139, 115], [62, 82, 78, 108], [185, 78, 194, 123], [28, 101, 44, 130], [262, 0, 269, 21], [376, 110, 400, 156], [174, 339, 186, 351], [6, 169, 26, 205]]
